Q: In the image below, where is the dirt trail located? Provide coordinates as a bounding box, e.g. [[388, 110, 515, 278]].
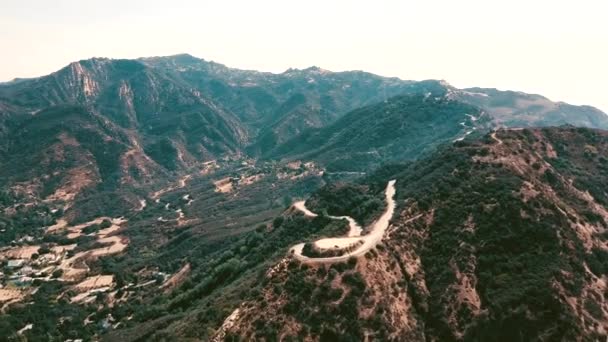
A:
[[137, 199, 147, 211], [292, 201, 318, 218], [491, 131, 503, 145], [161, 263, 191, 292], [151, 175, 192, 200], [289, 180, 396, 263]]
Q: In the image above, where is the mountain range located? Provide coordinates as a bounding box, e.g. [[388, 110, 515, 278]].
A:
[[1, 54, 606, 209], [1, 54, 608, 341]]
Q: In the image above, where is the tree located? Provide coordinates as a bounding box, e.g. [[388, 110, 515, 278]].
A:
[[273, 216, 284, 228], [38, 246, 51, 254], [100, 219, 112, 229]]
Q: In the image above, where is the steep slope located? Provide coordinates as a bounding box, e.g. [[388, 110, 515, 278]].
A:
[[222, 127, 608, 341], [0, 105, 170, 222], [267, 83, 608, 172], [0, 57, 248, 162], [140, 54, 441, 154], [267, 94, 493, 171], [0, 55, 438, 201], [2, 55, 606, 186], [0, 58, 249, 209]]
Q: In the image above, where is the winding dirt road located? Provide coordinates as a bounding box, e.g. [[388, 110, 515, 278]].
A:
[[151, 175, 192, 200], [289, 180, 396, 263], [491, 131, 503, 145]]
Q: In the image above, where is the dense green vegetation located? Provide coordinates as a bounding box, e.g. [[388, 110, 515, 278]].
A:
[[1, 105, 130, 191], [101, 210, 353, 340], [0, 191, 60, 245], [11, 127, 608, 341], [265, 94, 489, 171], [223, 127, 608, 341], [254, 262, 366, 341], [379, 128, 608, 340], [306, 182, 384, 224], [0, 282, 95, 340]]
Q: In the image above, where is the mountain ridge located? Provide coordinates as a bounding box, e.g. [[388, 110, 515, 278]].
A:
[[217, 126, 608, 341], [5, 54, 607, 114], [1, 54, 607, 215]]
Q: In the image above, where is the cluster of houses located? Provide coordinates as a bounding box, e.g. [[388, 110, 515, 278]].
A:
[[0, 242, 74, 296]]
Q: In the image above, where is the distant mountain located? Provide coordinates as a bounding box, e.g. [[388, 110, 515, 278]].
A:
[[221, 126, 608, 341], [140, 54, 414, 126], [0, 103, 172, 202], [0, 53, 606, 209], [0, 57, 248, 153], [139, 54, 442, 154], [266, 93, 492, 171], [453, 86, 608, 129], [266, 82, 608, 171], [0, 55, 457, 203], [0, 57, 249, 209]]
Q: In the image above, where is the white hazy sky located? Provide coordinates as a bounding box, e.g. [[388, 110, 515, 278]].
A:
[[1, 0, 607, 112]]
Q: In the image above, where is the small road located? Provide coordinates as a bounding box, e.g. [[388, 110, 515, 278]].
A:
[[289, 180, 396, 264], [292, 201, 318, 218], [491, 131, 503, 145], [151, 175, 192, 200]]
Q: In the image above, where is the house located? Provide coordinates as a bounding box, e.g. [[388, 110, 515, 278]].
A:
[[7, 259, 25, 268], [19, 266, 34, 276]]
